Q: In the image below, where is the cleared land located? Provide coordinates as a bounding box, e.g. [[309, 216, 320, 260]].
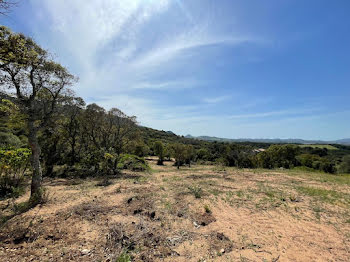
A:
[[0, 160, 349, 262], [296, 144, 339, 150]]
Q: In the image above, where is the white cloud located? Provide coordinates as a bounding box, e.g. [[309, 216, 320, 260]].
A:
[[202, 95, 230, 104], [28, 0, 272, 136]]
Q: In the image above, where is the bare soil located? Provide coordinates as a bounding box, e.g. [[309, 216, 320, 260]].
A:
[[0, 159, 349, 261]]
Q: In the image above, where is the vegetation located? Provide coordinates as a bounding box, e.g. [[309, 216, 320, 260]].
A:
[[0, 25, 350, 208], [0, 148, 30, 198]]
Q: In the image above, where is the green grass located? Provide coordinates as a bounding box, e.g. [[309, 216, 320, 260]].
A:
[[296, 186, 350, 206], [286, 169, 350, 186]]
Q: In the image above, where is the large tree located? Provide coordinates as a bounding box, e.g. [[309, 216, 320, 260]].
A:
[[0, 26, 75, 202]]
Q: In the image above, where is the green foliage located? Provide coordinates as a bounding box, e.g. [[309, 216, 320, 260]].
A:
[[0, 148, 31, 198], [184, 145, 195, 166], [224, 144, 255, 168], [256, 145, 298, 169], [117, 154, 149, 172], [196, 148, 209, 161], [204, 204, 211, 213], [154, 141, 164, 165], [188, 185, 203, 198], [338, 155, 350, 174], [172, 143, 186, 168], [115, 252, 132, 262]]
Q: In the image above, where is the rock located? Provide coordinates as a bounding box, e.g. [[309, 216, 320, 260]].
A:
[[220, 248, 225, 254], [193, 221, 200, 228], [81, 249, 90, 255]]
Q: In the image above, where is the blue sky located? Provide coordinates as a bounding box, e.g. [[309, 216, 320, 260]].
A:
[[1, 0, 350, 140]]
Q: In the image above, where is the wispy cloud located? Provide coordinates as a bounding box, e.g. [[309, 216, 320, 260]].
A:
[[131, 80, 198, 90], [30, 0, 263, 97], [202, 95, 231, 104]]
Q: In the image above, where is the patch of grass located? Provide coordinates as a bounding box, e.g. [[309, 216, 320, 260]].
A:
[[236, 190, 244, 198], [162, 199, 172, 211], [312, 204, 324, 220], [188, 185, 203, 199], [115, 251, 132, 262], [287, 169, 350, 186], [296, 186, 349, 205]]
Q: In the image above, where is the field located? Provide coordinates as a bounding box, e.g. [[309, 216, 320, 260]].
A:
[[1, 159, 349, 262], [296, 144, 339, 150]]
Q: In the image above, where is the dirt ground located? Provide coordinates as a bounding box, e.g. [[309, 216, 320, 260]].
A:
[[0, 159, 349, 262]]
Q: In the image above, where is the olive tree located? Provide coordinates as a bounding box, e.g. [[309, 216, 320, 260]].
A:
[[0, 26, 75, 202], [154, 141, 164, 165]]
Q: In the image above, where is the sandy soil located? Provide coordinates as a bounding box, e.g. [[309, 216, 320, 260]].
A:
[[0, 160, 349, 261]]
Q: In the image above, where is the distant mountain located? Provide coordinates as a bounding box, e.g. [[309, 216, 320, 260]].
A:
[[185, 135, 350, 145]]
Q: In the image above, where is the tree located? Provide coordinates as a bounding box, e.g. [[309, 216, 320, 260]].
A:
[[0, 26, 76, 203], [172, 143, 186, 169], [184, 145, 195, 167], [196, 148, 209, 161], [338, 155, 350, 174], [0, 98, 25, 147], [154, 141, 164, 165], [62, 96, 85, 166], [104, 108, 137, 174], [0, 0, 16, 15]]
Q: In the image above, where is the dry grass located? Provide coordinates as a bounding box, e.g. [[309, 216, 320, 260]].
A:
[[0, 160, 349, 261]]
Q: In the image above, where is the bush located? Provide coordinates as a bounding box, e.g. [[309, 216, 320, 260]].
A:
[[115, 252, 131, 262], [188, 185, 203, 198], [257, 145, 298, 169], [0, 148, 31, 198], [297, 153, 336, 173], [117, 154, 149, 172], [0, 132, 22, 148], [338, 155, 350, 174]]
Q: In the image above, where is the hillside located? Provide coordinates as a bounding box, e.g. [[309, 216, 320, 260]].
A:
[[1, 160, 349, 261], [185, 135, 350, 145]]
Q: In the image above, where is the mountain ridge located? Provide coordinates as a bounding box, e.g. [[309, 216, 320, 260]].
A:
[[184, 135, 350, 145]]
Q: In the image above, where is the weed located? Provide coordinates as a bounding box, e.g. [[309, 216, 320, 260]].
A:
[[312, 204, 324, 220], [115, 186, 122, 193], [188, 185, 203, 198], [115, 251, 132, 262], [204, 205, 211, 214]]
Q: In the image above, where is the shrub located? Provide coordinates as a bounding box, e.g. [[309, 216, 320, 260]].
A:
[[338, 155, 350, 174], [117, 154, 149, 172], [115, 252, 131, 262], [204, 204, 211, 213], [0, 148, 31, 198], [188, 185, 203, 198]]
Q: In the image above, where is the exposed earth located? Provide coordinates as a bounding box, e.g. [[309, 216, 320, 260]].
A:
[[1, 159, 349, 261]]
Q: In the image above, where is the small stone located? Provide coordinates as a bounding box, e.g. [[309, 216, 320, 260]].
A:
[[220, 248, 225, 254], [81, 249, 90, 255]]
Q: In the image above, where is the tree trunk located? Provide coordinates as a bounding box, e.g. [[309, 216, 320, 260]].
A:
[[28, 119, 43, 202]]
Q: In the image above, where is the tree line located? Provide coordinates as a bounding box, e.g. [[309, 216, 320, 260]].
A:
[[1, 26, 350, 203]]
